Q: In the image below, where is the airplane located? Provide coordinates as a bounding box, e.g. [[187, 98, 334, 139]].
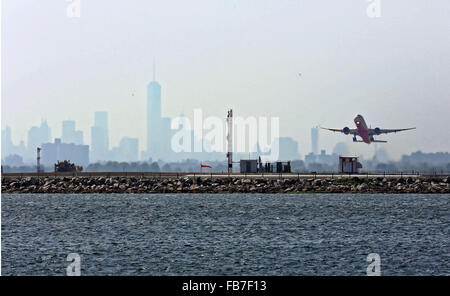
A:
[[321, 114, 416, 144]]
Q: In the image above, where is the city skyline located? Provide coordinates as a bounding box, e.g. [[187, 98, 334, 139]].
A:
[[2, 1, 450, 161], [2, 69, 313, 164], [1, 66, 448, 164], [0, 112, 402, 166]]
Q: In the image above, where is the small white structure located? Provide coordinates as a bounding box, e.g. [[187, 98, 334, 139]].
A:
[[339, 156, 361, 174]]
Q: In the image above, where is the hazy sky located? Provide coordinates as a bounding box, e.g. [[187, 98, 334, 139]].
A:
[[2, 0, 450, 160]]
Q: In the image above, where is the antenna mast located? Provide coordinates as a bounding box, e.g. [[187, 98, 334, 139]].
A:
[[226, 109, 233, 174]]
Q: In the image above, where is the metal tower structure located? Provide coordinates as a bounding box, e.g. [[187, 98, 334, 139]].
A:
[[37, 147, 41, 173], [226, 109, 233, 174]]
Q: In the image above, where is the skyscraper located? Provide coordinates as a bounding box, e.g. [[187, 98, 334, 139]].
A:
[[62, 120, 83, 145], [94, 112, 108, 131], [143, 64, 177, 161], [2, 126, 14, 157], [311, 127, 319, 155], [120, 137, 139, 162], [1, 126, 27, 162], [27, 120, 51, 156], [147, 67, 163, 159], [62, 120, 75, 142], [91, 112, 109, 162], [42, 138, 89, 168], [277, 137, 301, 160]]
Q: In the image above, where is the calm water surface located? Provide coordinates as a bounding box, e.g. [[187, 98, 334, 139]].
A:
[[2, 193, 449, 275]]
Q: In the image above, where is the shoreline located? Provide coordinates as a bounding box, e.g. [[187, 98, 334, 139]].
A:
[[2, 176, 449, 194]]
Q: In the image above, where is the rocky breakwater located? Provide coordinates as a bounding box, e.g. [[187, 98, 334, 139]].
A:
[[2, 176, 450, 194]]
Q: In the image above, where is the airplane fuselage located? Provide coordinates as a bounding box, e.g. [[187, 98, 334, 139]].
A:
[[322, 115, 415, 144], [354, 115, 371, 144]]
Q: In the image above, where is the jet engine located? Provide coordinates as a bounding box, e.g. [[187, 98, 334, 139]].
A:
[[343, 127, 350, 135], [374, 127, 381, 135]]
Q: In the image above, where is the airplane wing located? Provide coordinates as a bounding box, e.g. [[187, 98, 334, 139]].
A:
[[320, 127, 358, 134], [369, 127, 416, 135]]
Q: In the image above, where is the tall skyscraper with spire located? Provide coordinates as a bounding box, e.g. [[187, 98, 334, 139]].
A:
[[147, 62, 163, 159], [144, 62, 175, 161]]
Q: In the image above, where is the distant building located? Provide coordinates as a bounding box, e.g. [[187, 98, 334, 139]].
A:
[[3, 154, 24, 167], [305, 149, 338, 167], [311, 127, 319, 155], [74, 131, 83, 145], [62, 121, 75, 142], [332, 142, 349, 156], [41, 138, 89, 168], [146, 66, 174, 161], [90, 112, 109, 162], [401, 151, 450, 167], [94, 111, 108, 130], [109, 137, 139, 162], [1, 126, 13, 156], [1, 126, 26, 160], [147, 74, 163, 159], [121, 137, 139, 162], [62, 120, 83, 145], [27, 120, 51, 156], [160, 117, 173, 159], [277, 137, 301, 160]]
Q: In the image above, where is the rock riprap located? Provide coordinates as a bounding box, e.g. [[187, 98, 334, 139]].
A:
[[2, 176, 449, 194]]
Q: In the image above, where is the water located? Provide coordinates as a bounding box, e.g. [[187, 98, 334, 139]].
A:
[[2, 193, 449, 275]]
